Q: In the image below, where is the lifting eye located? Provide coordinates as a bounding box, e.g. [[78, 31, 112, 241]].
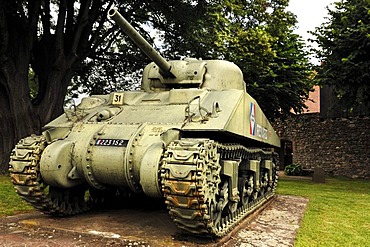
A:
[[211, 101, 221, 118]]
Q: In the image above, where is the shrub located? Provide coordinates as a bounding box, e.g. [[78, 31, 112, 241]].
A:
[[284, 163, 303, 176]]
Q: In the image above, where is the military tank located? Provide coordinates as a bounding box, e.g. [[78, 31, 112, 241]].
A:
[[9, 9, 280, 237]]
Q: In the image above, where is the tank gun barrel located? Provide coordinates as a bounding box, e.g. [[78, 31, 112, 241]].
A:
[[108, 9, 174, 78]]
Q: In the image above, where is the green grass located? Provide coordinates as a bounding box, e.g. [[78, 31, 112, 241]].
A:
[[0, 175, 34, 216], [277, 177, 370, 247]]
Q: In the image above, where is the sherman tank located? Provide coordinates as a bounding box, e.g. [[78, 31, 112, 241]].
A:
[[9, 9, 280, 237]]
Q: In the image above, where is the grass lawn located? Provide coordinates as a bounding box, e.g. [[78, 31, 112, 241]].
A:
[[0, 174, 34, 216], [1, 174, 369, 246], [277, 176, 370, 246]]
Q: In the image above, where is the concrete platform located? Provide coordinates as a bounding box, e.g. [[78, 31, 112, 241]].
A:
[[0, 195, 308, 246]]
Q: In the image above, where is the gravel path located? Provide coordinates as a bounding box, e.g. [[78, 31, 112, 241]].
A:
[[226, 195, 309, 247]]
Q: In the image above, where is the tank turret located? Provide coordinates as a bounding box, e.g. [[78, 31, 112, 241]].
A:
[[9, 8, 280, 237]]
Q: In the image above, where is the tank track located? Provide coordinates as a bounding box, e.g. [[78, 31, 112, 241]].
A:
[[161, 138, 278, 237], [8, 135, 90, 216]]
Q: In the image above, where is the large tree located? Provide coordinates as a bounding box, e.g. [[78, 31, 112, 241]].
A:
[[312, 0, 370, 109]]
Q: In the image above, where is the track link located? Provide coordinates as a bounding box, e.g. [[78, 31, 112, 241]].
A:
[[161, 138, 278, 237]]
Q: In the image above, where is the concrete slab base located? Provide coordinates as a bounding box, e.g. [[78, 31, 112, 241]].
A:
[[0, 195, 308, 246]]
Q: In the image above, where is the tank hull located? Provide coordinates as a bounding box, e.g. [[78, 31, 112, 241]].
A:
[[37, 86, 279, 192]]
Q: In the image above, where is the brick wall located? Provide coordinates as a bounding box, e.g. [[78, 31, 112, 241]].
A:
[[273, 113, 370, 179]]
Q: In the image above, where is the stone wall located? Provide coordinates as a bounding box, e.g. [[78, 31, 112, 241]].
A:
[[273, 113, 370, 179]]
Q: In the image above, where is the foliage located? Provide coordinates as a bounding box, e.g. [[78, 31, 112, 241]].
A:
[[284, 163, 303, 176], [68, 0, 214, 98], [163, 0, 314, 120], [277, 177, 370, 246], [312, 0, 370, 109]]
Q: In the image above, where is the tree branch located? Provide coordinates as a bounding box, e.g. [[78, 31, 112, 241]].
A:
[[88, 0, 115, 52], [70, 0, 92, 56], [28, 0, 41, 52], [40, 0, 51, 37], [90, 25, 117, 56], [65, 0, 75, 43], [55, 0, 67, 53], [0, 2, 8, 55]]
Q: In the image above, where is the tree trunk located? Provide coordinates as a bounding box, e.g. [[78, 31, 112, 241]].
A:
[[0, 61, 72, 172], [0, 86, 15, 171], [0, 71, 70, 172], [0, 2, 74, 172]]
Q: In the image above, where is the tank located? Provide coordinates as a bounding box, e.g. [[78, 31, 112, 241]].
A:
[[8, 9, 280, 237]]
